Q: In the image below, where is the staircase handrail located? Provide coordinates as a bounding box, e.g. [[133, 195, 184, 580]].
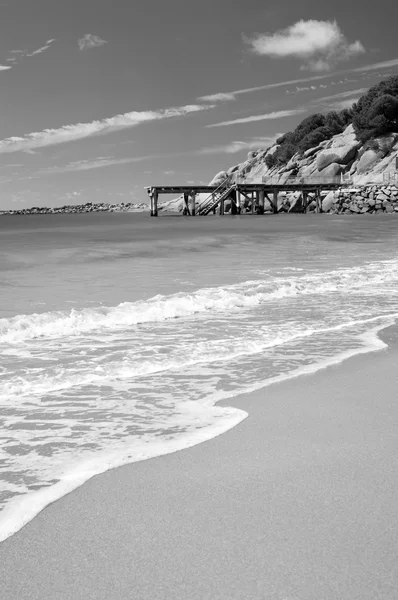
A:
[[197, 153, 260, 214], [197, 177, 233, 214]]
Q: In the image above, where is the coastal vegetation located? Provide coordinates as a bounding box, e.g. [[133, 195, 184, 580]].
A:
[[265, 75, 398, 168]]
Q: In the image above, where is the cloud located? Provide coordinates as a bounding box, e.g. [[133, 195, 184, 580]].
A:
[[78, 34, 107, 51], [198, 92, 236, 102], [206, 109, 305, 128], [0, 103, 214, 154], [246, 20, 365, 71], [312, 87, 367, 104], [198, 141, 250, 154], [39, 156, 156, 174], [27, 39, 56, 57], [286, 84, 318, 94], [195, 55, 396, 103], [323, 98, 362, 110], [199, 136, 281, 155], [352, 57, 398, 72], [0, 65, 11, 71], [197, 74, 338, 103]]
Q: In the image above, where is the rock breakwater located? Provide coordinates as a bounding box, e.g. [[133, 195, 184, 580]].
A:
[[321, 185, 398, 215], [0, 202, 148, 216]]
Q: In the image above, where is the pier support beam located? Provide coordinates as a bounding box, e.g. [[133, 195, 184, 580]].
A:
[[150, 189, 158, 217], [273, 190, 278, 214], [191, 192, 196, 216], [220, 196, 225, 216], [236, 189, 241, 214], [315, 189, 321, 213], [303, 191, 308, 213], [183, 192, 191, 216], [251, 192, 256, 215], [258, 190, 265, 214]]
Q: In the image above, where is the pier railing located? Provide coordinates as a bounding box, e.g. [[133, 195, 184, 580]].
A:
[[261, 174, 353, 186], [383, 172, 398, 184]]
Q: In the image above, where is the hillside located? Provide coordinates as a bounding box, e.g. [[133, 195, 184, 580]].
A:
[[160, 76, 398, 214]]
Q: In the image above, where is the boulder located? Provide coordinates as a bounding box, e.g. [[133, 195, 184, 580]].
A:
[[319, 162, 343, 179], [356, 149, 384, 174], [288, 192, 304, 213], [322, 190, 338, 212], [208, 171, 228, 186], [316, 125, 359, 171]]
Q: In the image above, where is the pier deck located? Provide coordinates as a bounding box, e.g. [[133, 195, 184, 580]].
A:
[[145, 179, 346, 217]]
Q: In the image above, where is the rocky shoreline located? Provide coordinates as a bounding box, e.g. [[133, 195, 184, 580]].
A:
[[0, 202, 148, 216], [321, 184, 398, 214]]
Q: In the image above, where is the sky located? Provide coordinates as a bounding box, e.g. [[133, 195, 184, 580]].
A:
[[0, 0, 397, 209]]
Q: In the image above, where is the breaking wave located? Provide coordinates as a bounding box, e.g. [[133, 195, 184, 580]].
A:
[[1, 260, 398, 344]]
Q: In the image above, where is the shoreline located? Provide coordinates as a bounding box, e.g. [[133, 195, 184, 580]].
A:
[[0, 316, 395, 545], [1, 323, 398, 598]]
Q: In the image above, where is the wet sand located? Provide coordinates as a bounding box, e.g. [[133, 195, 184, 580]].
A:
[[1, 330, 398, 600]]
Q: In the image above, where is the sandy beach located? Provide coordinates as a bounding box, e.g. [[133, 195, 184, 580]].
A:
[[0, 327, 397, 600]]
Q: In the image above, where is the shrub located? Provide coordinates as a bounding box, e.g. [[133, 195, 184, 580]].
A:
[[352, 76, 398, 141], [263, 76, 398, 166]]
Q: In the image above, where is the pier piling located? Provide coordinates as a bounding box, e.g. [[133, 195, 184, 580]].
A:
[[191, 192, 196, 216], [273, 190, 278, 214], [150, 189, 158, 217], [259, 190, 265, 214]]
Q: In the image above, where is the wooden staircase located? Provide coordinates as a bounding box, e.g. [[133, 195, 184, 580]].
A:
[[197, 180, 236, 215]]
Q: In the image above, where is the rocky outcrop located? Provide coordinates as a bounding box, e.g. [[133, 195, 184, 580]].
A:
[[315, 125, 360, 170], [159, 123, 398, 214], [239, 126, 398, 186]]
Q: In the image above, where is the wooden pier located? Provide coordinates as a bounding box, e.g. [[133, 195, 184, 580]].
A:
[[145, 178, 346, 217]]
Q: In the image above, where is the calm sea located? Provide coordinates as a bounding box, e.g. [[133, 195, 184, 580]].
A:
[[1, 212, 398, 541]]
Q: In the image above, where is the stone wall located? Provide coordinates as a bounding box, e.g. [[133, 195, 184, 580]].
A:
[[321, 185, 398, 214]]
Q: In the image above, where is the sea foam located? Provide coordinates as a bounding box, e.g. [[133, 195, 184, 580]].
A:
[[1, 259, 397, 344]]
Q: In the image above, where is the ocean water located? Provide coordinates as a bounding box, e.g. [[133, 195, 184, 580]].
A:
[[1, 211, 398, 542]]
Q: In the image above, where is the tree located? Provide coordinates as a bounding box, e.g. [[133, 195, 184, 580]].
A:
[[352, 76, 398, 141]]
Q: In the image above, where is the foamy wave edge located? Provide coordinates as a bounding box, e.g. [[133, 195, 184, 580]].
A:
[[0, 317, 395, 545], [2, 260, 398, 343]]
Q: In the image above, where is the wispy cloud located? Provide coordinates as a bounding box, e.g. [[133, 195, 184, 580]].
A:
[[0, 64, 11, 71], [330, 99, 362, 110], [206, 109, 305, 128], [4, 39, 56, 68], [27, 39, 56, 57], [39, 156, 155, 174], [352, 57, 398, 72], [246, 20, 365, 72], [198, 135, 281, 154], [198, 57, 397, 102], [312, 87, 367, 104], [286, 85, 317, 94], [198, 92, 236, 102], [0, 103, 215, 154], [198, 74, 339, 102], [78, 34, 107, 51], [198, 141, 251, 154]]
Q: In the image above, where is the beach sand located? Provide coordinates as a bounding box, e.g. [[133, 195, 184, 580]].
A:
[[1, 329, 398, 600]]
